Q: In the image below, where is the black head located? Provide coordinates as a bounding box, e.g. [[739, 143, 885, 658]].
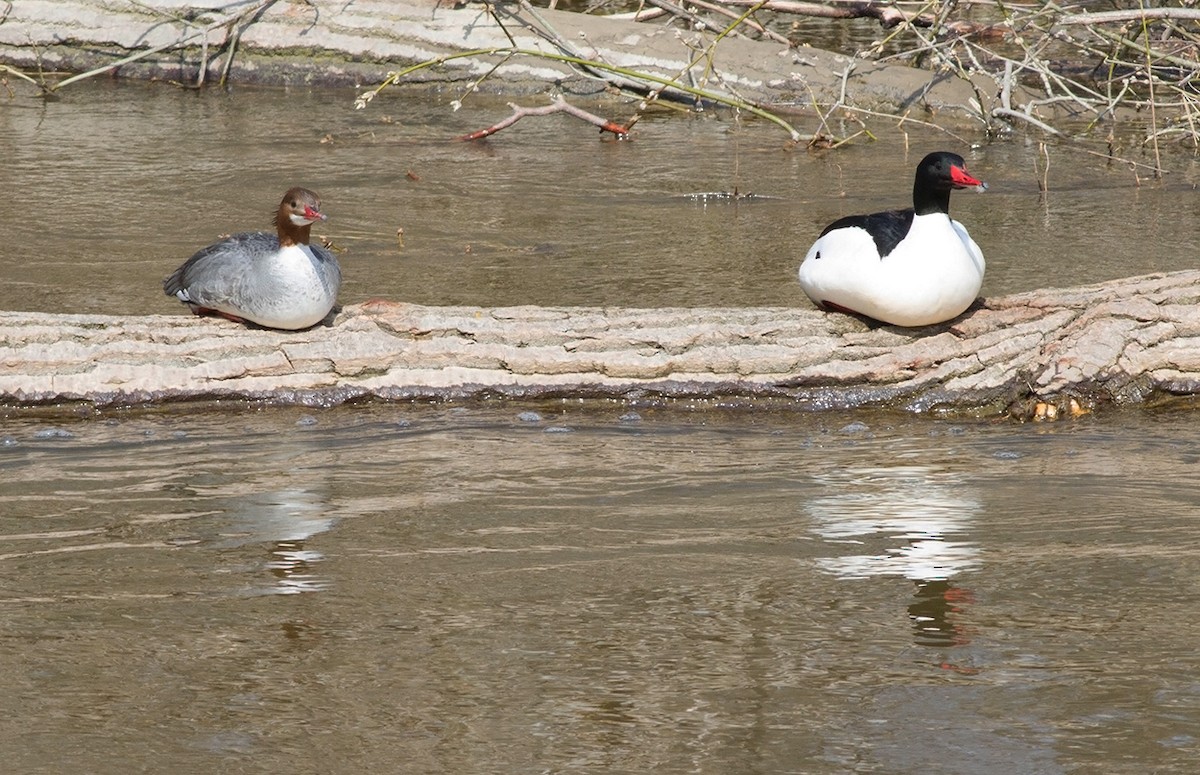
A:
[[912, 152, 986, 215]]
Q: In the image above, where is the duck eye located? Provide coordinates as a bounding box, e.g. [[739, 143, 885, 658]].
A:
[[290, 200, 298, 208]]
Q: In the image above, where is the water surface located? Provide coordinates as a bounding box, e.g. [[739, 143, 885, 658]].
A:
[[2, 80, 1199, 316], [3, 81, 1200, 773], [2, 406, 1200, 772]]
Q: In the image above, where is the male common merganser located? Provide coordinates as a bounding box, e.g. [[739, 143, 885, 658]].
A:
[[797, 152, 987, 327], [163, 187, 341, 330]]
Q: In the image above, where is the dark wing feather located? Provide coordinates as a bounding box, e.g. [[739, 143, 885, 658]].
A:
[[818, 208, 915, 259]]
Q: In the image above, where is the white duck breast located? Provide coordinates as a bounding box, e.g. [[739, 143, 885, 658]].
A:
[[171, 238, 341, 330], [164, 187, 342, 331], [800, 211, 985, 327], [797, 152, 987, 328], [252, 243, 341, 330]]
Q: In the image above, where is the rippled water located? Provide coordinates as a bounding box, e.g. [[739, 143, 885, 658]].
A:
[[4, 80, 1200, 773], [2, 80, 1200, 316], [3, 406, 1200, 772]]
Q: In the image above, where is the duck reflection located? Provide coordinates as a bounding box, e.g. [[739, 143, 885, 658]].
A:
[[807, 465, 980, 649], [218, 486, 334, 595], [909, 579, 975, 649]]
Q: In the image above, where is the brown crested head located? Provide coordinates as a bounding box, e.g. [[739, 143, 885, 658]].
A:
[[273, 187, 326, 246]]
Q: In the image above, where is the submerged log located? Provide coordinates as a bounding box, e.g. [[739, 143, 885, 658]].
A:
[[4, 272, 1200, 418]]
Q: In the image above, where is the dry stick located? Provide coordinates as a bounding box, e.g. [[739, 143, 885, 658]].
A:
[[500, 2, 729, 134], [1060, 8, 1200, 26], [219, 5, 268, 89], [627, 1, 805, 135], [864, 0, 942, 59], [797, 61, 879, 149], [679, 0, 791, 45], [988, 18, 1175, 174], [908, 3, 1193, 148], [0, 63, 40, 87], [49, 0, 278, 92], [460, 96, 631, 140], [875, 2, 1199, 146], [511, 0, 597, 67], [125, 0, 212, 87], [357, 48, 806, 140], [1078, 147, 1171, 175], [992, 107, 1065, 136], [1000, 60, 1013, 111], [794, 1, 979, 145], [974, 40, 1080, 130], [1035, 140, 1049, 193], [1169, 81, 1200, 149], [217, 26, 239, 87], [644, 0, 745, 38], [1138, 0, 1163, 178], [963, 35, 1103, 133], [1167, 18, 1200, 48], [852, 105, 974, 146], [506, 0, 685, 104], [196, 29, 209, 87], [952, 36, 1009, 129], [721, 0, 934, 28], [628, 0, 749, 117], [931, 0, 959, 33], [809, 60, 856, 140], [671, 32, 767, 118], [671, 12, 782, 117], [454, 54, 516, 107], [1088, 24, 1200, 72], [886, 1, 995, 128], [452, 4, 517, 107], [1037, 9, 1194, 129], [608, 8, 670, 22]]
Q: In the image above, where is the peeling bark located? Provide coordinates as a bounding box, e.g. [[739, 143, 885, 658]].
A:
[[5, 272, 1200, 417]]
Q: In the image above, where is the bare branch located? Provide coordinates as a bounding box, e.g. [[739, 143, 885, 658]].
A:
[[460, 96, 631, 140], [49, 0, 280, 92], [1059, 8, 1200, 26], [721, 0, 934, 28]]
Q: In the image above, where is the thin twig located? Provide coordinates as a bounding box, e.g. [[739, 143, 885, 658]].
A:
[[0, 63, 40, 87], [1078, 147, 1171, 174], [848, 105, 974, 146], [356, 47, 808, 141], [722, 0, 935, 28], [50, 0, 278, 92], [1138, 0, 1162, 178], [668, 0, 790, 44], [1060, 8, 1200, 26], [633, 0, 767, 113], [1035, 140, 1049, 193]]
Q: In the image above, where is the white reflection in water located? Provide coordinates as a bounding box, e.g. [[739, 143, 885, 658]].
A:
[[807, 465, 981, 582], [219, 487, 334, 595], [807, 465, 981, 649]]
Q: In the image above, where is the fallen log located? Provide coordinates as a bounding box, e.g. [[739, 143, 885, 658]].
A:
[[4, 272, 1200, 418]]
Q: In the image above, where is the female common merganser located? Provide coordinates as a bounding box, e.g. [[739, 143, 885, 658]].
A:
[[797, 152, 987, 327], [163, 187, 341, 330]]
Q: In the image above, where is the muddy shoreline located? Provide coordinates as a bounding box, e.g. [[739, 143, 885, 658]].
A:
[[1, 0, 1011, 128]]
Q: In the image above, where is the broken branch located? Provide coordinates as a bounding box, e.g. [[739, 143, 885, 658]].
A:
[[460, 96, 631, 140]]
